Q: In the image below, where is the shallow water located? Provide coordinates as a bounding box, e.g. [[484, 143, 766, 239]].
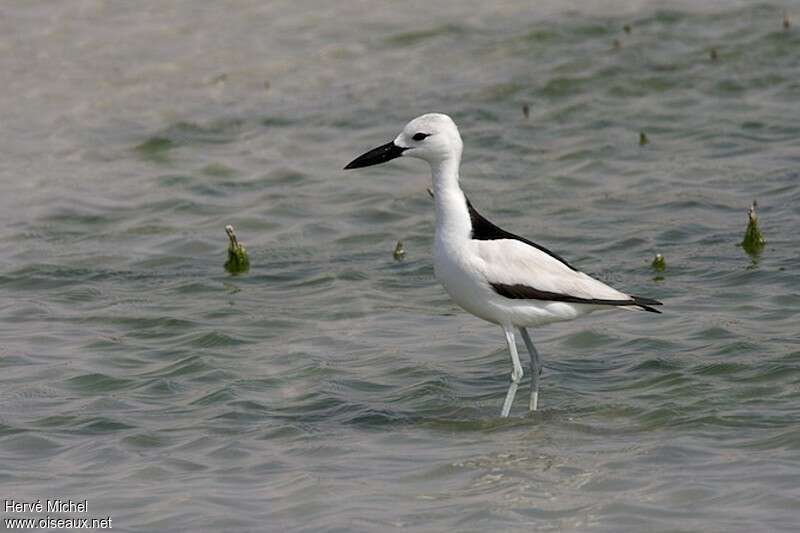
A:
[[1, 1, 799, 531]]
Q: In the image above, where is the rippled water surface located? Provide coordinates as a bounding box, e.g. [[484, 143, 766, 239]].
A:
[[2, 1, 799, 531]]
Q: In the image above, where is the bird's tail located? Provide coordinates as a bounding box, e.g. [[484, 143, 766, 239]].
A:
[[629, 295, 663, 314]]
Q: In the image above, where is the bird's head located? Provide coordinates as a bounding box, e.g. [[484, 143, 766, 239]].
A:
[[344, 113, 462, 170]]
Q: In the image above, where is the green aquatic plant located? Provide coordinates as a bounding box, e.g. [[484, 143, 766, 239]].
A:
[[651, 253, 666, 272], [135, 137, 175, 163], [224, 225, 250, 274], [741, 201, 765, 256], [639, 132, 649, 145], [393, 241, 406, 261]]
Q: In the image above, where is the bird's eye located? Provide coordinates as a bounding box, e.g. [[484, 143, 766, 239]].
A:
[[412, 132, 430, 141]]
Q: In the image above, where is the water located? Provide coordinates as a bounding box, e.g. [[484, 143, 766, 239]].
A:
[[1, 1, 799, 531]]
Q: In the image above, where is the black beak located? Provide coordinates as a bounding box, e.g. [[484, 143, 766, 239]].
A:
[[344, 141, 407, 170]]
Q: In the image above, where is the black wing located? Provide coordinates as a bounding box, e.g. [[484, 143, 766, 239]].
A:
[[490, 282, 662, 313]]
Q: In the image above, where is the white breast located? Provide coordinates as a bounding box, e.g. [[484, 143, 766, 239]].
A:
[[434, 235, 499, 322]]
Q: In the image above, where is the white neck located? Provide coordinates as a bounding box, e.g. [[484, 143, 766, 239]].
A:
[[431, 155, 471, 243]]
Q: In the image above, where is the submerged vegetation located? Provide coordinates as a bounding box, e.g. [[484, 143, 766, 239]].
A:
[[741, 201, 766, 256], [224, 225, 250, 274], [651, 253, 666, 272], [393, 241, 406, 261]]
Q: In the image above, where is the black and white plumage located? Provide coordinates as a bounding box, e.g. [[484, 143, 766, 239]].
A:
[[345, 113, 662, 417], [466, 197, 662, 313]]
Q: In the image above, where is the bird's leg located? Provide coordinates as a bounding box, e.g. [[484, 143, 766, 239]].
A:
[[500, 325, 523, 417], [519, 327, 541, 412]]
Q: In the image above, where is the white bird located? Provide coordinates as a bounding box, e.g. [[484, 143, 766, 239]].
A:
[[345, 113, 661, 417]]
